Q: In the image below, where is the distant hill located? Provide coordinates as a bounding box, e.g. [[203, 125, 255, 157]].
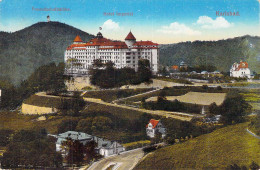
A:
[[159, 35, 260, 73], [135, 122, 260, 169], [0, 21, 94, 85]]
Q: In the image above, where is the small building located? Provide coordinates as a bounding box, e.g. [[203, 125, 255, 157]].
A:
[[56, 131, 93, 153], [47, 15, 50, 22], [146, 119, 166, 138], [201, 71, 208, 75], [94, 137, 125, 157], [55, 131, 125, 157], [230, 61, 252, 78], [179, 61, 188, 70], [212, 70, 221, 74], [204, 115, 222, 123], [172, 65, 179, 71]]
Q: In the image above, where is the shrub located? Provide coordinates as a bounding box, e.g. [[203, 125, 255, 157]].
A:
[[123, 140, 151, 150], [1, 129, 62, 169], [76, 118, 93, 134], [142, 145, 157, 153], [249, 161, 259, 170], [217, 86, 222, 91], [57, 118, 79, 133], [202, 85, 208, 89], [0, 129, 14, 147]]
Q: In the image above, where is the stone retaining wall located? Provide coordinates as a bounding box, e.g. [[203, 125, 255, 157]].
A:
[[21, 103, 57, 115]]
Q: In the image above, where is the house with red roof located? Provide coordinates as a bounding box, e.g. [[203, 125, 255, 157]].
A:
[[64, 31, 159, 76], [146, 119, 166, 138], [230, 61, 252, 78]]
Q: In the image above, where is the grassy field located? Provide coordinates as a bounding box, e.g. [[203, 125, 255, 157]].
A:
[[120, 86, 227, 106], [0, 111, 150, 143], [239, 90, 260, 111], [225, 81, 260, 88], [135, 122, 260, 169], [0, 111, 82, 134], [83, 102, 160, 120], [0, 111, 73, 133], [240, 93, 260, 102], [146, 92, 226, 106], [23, 94, 75, 108], [83, 88, 153, 102]]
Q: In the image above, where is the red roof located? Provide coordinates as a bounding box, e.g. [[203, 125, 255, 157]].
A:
[[74, 35, 83, 42], [67, 34, 158, 50], [172, 65, 179, 70], [146, 119, 160, 128], [235, 61, 249, 71], [125, 31, 136, 40], [133, 41, 159, 46], [66, 43, 87, 50]]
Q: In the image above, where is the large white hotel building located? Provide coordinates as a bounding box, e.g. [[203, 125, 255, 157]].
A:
[[64, 31, 159, 75]]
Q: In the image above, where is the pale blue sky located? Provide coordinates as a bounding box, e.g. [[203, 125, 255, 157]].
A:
[[0, 0, 259, 43]]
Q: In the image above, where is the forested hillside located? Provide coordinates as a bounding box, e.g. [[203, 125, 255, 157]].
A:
[[159, 35, 260, 73], [0, 22, 94, 85]]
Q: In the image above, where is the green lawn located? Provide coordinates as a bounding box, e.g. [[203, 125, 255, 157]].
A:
[[83, 102, 160, 121], [0, 111, 71, 134], [135, 122, 260, 169], [239, 90, 260, 111], [83, 88, 153, 102], [23, 94, 75, 108]]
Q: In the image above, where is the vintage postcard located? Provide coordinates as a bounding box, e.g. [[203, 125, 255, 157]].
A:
[[0, 0, 259, 169]]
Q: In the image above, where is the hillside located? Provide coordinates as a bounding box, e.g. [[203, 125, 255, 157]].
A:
[[135, 123, 260, 169], [159, 35, 260, 73], [0, 21, 94, 85]]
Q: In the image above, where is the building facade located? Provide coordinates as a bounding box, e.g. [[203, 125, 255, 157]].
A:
[[230, 61, 251, 78], [146, 119, 166, 138], [55, 131, 125, 157], [64, 31, 159, 76]]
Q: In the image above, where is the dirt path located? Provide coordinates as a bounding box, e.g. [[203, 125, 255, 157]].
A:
[[36, 92, 202, 121], [83, 97, 202, 121]]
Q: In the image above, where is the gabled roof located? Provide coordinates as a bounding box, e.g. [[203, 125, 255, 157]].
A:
[[146, 119, 160, 128], [232, 61, 249, 71], [56, 131, 93, 144], [172, 65, 179, 70], [74, 35, 83, 42], [125, 31, 136, 40]]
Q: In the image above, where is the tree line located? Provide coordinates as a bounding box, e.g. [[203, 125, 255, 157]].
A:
[[0, 62, 66, 109], [89, 59, 152, 88]]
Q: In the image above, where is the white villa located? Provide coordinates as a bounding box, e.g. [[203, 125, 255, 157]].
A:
[[230, 61, 252, 78], [94, 137, 125, 157], [146, 119, 166, 138], [55, 131, 125, 157], [64, 31, 159, 76]]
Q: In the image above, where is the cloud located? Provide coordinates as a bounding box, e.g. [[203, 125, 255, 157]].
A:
[[101, 19, 120, 30], [158, 22, 201, 35], [196, 16, 233, 29]]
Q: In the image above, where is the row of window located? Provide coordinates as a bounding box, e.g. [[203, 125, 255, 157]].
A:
[[68, 55, 151, 61]]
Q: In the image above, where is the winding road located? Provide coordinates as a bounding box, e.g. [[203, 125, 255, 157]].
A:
[[81, 148, 144, 170], [83, 97, 200, 121]]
